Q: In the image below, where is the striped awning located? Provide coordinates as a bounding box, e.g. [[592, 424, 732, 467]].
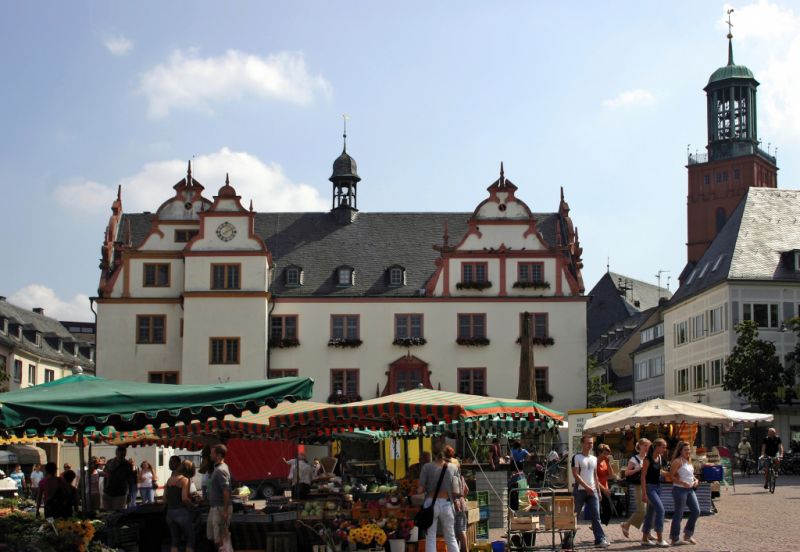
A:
[[269, 388, 563, 439]]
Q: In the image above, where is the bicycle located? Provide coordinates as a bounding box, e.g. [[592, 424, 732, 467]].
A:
[[737, 454, 753, 477], [540, 455, 568, 489], [761, 456, 779, 494]]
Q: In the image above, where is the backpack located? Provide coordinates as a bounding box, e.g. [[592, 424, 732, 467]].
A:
[[625, 455, 642, 485]]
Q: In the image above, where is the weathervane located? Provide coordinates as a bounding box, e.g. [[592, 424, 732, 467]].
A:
[[342, 113, 350, 151], [726, 8, 734, 39]]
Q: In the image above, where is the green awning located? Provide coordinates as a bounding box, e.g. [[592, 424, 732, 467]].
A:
[[0, 374, 314, 438]]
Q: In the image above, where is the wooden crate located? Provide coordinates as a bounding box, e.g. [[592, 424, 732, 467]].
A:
[[543, 513, 577, 531], [467, 507, 480, 524]]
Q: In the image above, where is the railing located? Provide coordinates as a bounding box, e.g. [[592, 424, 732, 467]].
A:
[[688, 152, 708, 165], [688, 144, 777, 165]]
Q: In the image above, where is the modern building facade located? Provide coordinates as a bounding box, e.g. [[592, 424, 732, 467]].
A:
[[95, 154, 589, 410]]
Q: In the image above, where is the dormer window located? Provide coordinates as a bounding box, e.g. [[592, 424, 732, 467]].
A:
[[34, 333, 42, 347], [1, 318, 6, 335], [336, 266, 354, 287], [16, 325, 22, 340], [73, 343, 79, 356], [794, 250, 800, 271], [387, 265, 405, 287], [285, 266, 303, 287]]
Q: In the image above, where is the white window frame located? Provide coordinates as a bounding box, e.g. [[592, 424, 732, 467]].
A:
[[676, 368, 689, 394], [692, 363, 707, 390], [692, 313, 705, 340], [742, 303, 780, 329], [652, 356, 664, 377], [636, 361, 648, 381], [675, 321, 688, 346], [708, 305, 724, 334], [709, 358, 724, 387]]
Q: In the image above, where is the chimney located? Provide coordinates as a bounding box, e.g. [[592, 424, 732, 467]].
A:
[[33, 307, 45, 315]]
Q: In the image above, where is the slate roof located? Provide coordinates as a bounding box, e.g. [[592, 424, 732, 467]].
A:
[[630, 335, 664, 356], [0, 300, 95, 369], [121, 211, 565, 297], [586, 271, 670, 343], [588, 307, 657, 360], [670, 188, 800, 305]]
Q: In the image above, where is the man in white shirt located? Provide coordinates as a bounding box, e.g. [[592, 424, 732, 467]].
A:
[[572, 435, 609, 549], [287, 454, 314, 499]]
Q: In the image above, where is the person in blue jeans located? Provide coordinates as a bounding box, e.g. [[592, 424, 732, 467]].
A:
[[641, 438, 670, 547], [669, 441, 700, 545], [572, 435, 610, 548]]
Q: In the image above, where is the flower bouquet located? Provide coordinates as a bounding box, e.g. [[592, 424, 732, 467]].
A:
[[348, 522, 387, 550]]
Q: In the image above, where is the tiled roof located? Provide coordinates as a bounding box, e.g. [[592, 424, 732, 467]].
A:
[[0, 300, 95, 368], [670, 188, 800, 305], [122, 211, 565, 297], [630, 335, 664, 356], [586, 272, 670, 343]]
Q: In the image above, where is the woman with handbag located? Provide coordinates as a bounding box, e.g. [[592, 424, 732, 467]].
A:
[[138, 460, 158, 504], [416, 446, 460, 552], [619, 438, 650, 539]]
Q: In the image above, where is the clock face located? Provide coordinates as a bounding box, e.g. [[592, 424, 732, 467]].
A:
[[216, 221, 237, 242]]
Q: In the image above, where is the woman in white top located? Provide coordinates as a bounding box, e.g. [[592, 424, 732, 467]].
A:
[[668, 441, 700, 545], [620, 438, 650, 539], [138, 460, 157, 504]]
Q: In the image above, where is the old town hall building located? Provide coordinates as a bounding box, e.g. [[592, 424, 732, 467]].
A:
[[95, 147, 588, 409]]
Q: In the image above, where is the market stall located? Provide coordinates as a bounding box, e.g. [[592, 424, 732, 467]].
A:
[[0, 373, 314, 551], [582, 398, 773, 516]]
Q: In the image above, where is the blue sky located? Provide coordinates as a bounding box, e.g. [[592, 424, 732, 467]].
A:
[[2, 1, 800, 320]]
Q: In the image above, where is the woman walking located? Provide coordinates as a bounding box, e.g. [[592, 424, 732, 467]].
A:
[[138, 460, 157, 504], [595, 444, 613, 526], [641, 438, 670, 547], [620, 438, 650, 539], [165, 457, 196, 552], [416, 445, 460, 552], [669, 442, 700, 545]]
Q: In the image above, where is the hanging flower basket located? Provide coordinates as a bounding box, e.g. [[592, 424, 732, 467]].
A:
[[515, 336, 555, 346]]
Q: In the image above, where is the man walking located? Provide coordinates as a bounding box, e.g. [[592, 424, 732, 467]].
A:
[[207, 444, 232, 552], [572, 435, 609, 549]]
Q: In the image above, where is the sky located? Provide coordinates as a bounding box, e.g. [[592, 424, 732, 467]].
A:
[[2, 1, 800, 321]]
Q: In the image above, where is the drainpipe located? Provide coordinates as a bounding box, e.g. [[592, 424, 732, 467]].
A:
[[267, 299, 276, 379], [89, 297, 98, 375]]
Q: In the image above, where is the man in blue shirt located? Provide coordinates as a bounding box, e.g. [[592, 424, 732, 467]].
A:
[[511, 441, 532, 471]]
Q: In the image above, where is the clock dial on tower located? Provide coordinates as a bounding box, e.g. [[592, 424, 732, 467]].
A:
[[216, 221, 237, 242]]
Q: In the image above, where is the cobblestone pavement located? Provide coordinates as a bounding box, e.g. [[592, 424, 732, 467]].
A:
[[491, 475, 800, 551]]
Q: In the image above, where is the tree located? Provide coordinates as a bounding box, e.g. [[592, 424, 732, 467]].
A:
[[723, 320, 795, 412], [586, 356, 614, 408]]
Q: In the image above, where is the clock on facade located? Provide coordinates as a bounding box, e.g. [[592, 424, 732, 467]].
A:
[[216, 221, 237, 242]]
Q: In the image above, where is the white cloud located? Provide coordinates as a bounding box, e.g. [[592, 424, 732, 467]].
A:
[[9, 285, 92, 321], [52, 147, 328, 216], [602, 89, 656, 110], [138, 49, 332, 118], [52, 179, 116, 215], [719, 1, 797, 41], [760, 37, 800, 143], [104, 34, 134, 56]]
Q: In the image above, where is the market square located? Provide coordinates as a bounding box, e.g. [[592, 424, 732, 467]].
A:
[[2, 2, 800, 552]]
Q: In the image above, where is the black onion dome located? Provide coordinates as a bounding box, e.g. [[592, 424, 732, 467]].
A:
[[330, 150, 360, 182]]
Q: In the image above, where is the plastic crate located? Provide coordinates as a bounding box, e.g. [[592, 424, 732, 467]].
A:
[[702, 465, 724, 481], [479, 506, 490, 521], [467, 491, 490, 508], [476, 519, 489, 540]]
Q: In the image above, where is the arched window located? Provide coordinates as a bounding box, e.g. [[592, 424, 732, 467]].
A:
[[285, 266, 303, 286], [336, 266, 354, 287], [387, 265, 405, 287], [715, 207, 727, 232]]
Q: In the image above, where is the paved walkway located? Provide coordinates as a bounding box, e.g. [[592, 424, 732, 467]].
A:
[[491, 475, 800, 551]]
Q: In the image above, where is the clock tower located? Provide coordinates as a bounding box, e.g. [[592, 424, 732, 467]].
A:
[[686, 30, 778, 266]]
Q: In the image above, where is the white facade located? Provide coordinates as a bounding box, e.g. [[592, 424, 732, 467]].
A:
[[96, 165, 588, 411]]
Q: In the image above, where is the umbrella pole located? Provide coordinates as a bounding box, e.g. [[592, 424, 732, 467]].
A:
[[78, 431, 87, 517]]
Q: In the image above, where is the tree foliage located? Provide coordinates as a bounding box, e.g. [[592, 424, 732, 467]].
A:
[[723, 320, 795, 412], [586, 356, 614, 408]]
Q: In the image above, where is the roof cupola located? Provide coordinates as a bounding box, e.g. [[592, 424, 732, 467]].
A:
[[330, 115, 361, 224]]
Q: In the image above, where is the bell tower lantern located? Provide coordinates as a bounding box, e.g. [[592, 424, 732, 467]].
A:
[[330, 118, 361, 225], [686, 15, 777, 265]]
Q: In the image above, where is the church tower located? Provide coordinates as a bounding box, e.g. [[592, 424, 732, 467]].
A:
[[686, 22, 778, 265]]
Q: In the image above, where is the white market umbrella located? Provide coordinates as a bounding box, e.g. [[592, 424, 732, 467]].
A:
[[582, 398, 773, 434]]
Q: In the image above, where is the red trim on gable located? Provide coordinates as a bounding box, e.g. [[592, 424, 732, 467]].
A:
[[274, 296, 587, 304], [555, 257, 563, 295]]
